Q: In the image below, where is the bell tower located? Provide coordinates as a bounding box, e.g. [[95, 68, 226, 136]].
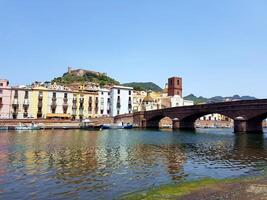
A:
[[168, 77, 182, 97]]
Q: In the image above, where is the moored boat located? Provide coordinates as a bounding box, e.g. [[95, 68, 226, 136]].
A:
[[0, 126, 8, 130], [80, 119, 101, 130], [15, 122, 41, 130], [101, 123, 133, 130]]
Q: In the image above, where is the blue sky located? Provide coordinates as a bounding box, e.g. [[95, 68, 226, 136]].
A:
[[1, 0, 267, 98]]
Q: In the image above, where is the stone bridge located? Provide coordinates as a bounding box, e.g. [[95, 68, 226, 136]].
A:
[[133, 99, 267, 133]]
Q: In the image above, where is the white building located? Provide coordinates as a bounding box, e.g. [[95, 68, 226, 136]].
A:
[[98, 88, 110, 116], [110, 85, 133, 116]]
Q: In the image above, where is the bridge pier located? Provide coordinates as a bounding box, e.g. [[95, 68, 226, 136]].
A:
[[234, 119, 263, 133], [173, 119, 195, 130], [146, 119, 160, 128], [172, 118, 180, 129]]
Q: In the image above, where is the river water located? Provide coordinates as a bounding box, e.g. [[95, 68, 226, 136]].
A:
[[0, 129, 267, 199]]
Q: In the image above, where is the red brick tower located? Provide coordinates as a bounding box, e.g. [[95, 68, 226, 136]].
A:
[[168, 77, 182, 97]]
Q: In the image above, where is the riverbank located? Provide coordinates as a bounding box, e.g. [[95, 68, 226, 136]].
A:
[[119, 176, 267, 200], [0, 117, 114, 130], [1, 118, 267, 130]]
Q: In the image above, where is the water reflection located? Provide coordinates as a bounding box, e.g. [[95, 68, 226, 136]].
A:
[[0, 129, 266, 199]]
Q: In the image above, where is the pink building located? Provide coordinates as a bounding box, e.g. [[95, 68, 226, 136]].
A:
[[0, 80, 12, 119]]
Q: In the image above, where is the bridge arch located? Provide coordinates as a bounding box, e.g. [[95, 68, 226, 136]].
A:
[[145, 115, 178, 129], [177, 112, 234, 130]]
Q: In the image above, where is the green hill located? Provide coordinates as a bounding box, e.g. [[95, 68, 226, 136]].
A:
[[123, 82, 162, 91], [52, 68, 119, 86]]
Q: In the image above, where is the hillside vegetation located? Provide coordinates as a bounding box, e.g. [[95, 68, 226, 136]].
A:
[[123, 82, 162, 92], [52, 69, 119, 86]]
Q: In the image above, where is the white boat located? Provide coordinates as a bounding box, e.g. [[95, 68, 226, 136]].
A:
[[0, 126, 8, 130], [15, 123, 41, 130], [101, 123, 133, 130]]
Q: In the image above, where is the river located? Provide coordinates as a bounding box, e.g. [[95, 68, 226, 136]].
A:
[[0, 128, 266, 199]]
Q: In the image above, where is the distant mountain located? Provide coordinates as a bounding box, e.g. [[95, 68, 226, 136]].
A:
[[184, 94, 208, 104], [184, 94, 257, 104], [122, 82, 162, 92], [52, 68, 120, 86]]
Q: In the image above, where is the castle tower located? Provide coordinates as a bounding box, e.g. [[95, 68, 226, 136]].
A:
[[168, 77, 182, 97], [68, 66, 73, 73]]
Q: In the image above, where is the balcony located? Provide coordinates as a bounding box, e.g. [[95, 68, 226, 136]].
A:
[[37, 111, 42, 118], [12, 102, 19, 109], [23, 104, 29, 110], [23, 99, 29, 109], [23, 112, 28, 118]]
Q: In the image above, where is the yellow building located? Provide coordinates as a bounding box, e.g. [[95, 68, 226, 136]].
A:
[[28, 85, 99, 120], [30, 86, 49, 118]]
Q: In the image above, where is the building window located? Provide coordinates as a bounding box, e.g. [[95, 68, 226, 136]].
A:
[[129, 97, 131, 102], [101, 92, 104, 95], [129, 91, 131, 95], [177, 79, 180, 85], [118, 89, 120, 94], [64, 93, 68, 98], [0, 83, 3, 86], [14, 90, 18, 98], [25, 91, 29, 99], [52, 108, 56, 114], [117, 110, 120, 115], [101, 110, 104, 114], [53, 92, 56, 98], [0, 90, 2, 94]]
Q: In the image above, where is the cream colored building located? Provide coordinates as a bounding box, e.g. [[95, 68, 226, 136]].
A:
[[200, 113, 232, 121], [133, 90, 193, 112]]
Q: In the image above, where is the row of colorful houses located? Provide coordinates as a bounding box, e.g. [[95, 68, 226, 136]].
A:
[[0, 79, 133, 119]]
